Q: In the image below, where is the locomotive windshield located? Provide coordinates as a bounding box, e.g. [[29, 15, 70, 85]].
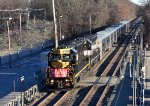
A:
[[49, 54, 61, 61], [62, 54, 70, 60], [49, 53, 71, 61]]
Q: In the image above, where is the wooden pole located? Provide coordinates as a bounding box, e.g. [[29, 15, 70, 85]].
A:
[[52, 0, 58, 48]]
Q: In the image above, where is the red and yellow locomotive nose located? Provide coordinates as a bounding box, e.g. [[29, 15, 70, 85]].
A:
[[51, 61, 63, 68], [48, 60, 70, 78], [51, 60, 70, 68], [49, 68, 69, 78]]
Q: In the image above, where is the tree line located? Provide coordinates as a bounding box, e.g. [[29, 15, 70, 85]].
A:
[[0, 0, 138, 51], [138, 1, 150, 45], [0, 0, 137, 36]]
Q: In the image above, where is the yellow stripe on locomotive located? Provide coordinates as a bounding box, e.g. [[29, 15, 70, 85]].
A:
[[51, 48, 71, 54]]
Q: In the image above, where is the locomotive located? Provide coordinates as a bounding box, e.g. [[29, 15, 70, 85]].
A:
[[45, 38, 93, 89], [42, 20, 132, 90]]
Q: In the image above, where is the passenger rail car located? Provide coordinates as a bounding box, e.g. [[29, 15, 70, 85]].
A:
[[42, 20, 132, 90], [84, 34, 101, 67]]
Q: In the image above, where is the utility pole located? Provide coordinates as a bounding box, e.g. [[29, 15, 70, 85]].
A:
[[56, 0, 62, 40], [89, 15, 91, 35], [52, 0, 58, 48], [59, 16, 62, 40], [19, 13, 22, 34], [44, 8, 47, 32], [15, 9, 22, 34], [33, 15, 36, 28], [27, 9, 30, 30], [7, 18, 12, 68], [7, 20, 11, 53], [0, 17, 13, 68]]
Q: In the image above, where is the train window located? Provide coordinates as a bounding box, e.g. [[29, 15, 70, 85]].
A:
[[62, 54, 70, 60], [52, 54, 61, 60]]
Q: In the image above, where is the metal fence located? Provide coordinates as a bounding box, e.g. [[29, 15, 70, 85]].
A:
[[0, 85, 39, 106]]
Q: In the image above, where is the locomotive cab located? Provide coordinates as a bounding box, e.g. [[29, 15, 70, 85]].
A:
[[45, 48, 78, 89]]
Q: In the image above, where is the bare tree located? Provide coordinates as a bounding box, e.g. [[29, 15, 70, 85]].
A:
[[0, 0, 138, 52], [138, 2, 150, 43]]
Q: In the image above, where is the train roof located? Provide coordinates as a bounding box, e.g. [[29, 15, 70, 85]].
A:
[[85, 34, 97, 43], [120, 21, 130, 24], [96, 30, 112, 40], [57, 20, 131, 48], [58, 38, 85, 49], [97, 21, 130, 41]]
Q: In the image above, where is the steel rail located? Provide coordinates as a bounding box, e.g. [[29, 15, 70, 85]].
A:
[[112, 43, 129, 76], [100, 45, 126, 76], [53, 90, 73, 106], [96, 44, 129, 106], [96, 38, 132, 106], [101, 35, 132, 77], [96, 84, 110, 106], [79, 45, 126, 105], [79, 35, 131, 106], [38, 92, 58, 106], [79, 79, 101, 106], [96, 27, 139, 105]]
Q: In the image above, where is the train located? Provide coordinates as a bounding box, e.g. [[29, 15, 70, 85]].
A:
[[40, 19, 140, 90]]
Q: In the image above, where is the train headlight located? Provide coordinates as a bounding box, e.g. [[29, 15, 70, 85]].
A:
[[50, 79, 54, 83], [65, 79, 69, 82]]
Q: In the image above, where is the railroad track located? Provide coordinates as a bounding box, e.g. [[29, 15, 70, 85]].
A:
[[77, 34, 131, 106], [53, 90, 73, 106], [37, 90, 74, 106], [101, 36, 130, 76], [37, 92, 60, 106], [78, 78, 116, 106], [96, 35, 128, 76], [36, 89, 81, 106]]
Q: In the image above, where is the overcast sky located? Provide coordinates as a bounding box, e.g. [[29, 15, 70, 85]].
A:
[[130, 0, 148, 5]]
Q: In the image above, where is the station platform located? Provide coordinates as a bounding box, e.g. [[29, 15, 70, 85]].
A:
[[107, 62, 133, 106], [107, 50, 150, 106]]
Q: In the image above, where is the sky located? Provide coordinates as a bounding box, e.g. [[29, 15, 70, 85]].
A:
[[130, 0, 148, 5]]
